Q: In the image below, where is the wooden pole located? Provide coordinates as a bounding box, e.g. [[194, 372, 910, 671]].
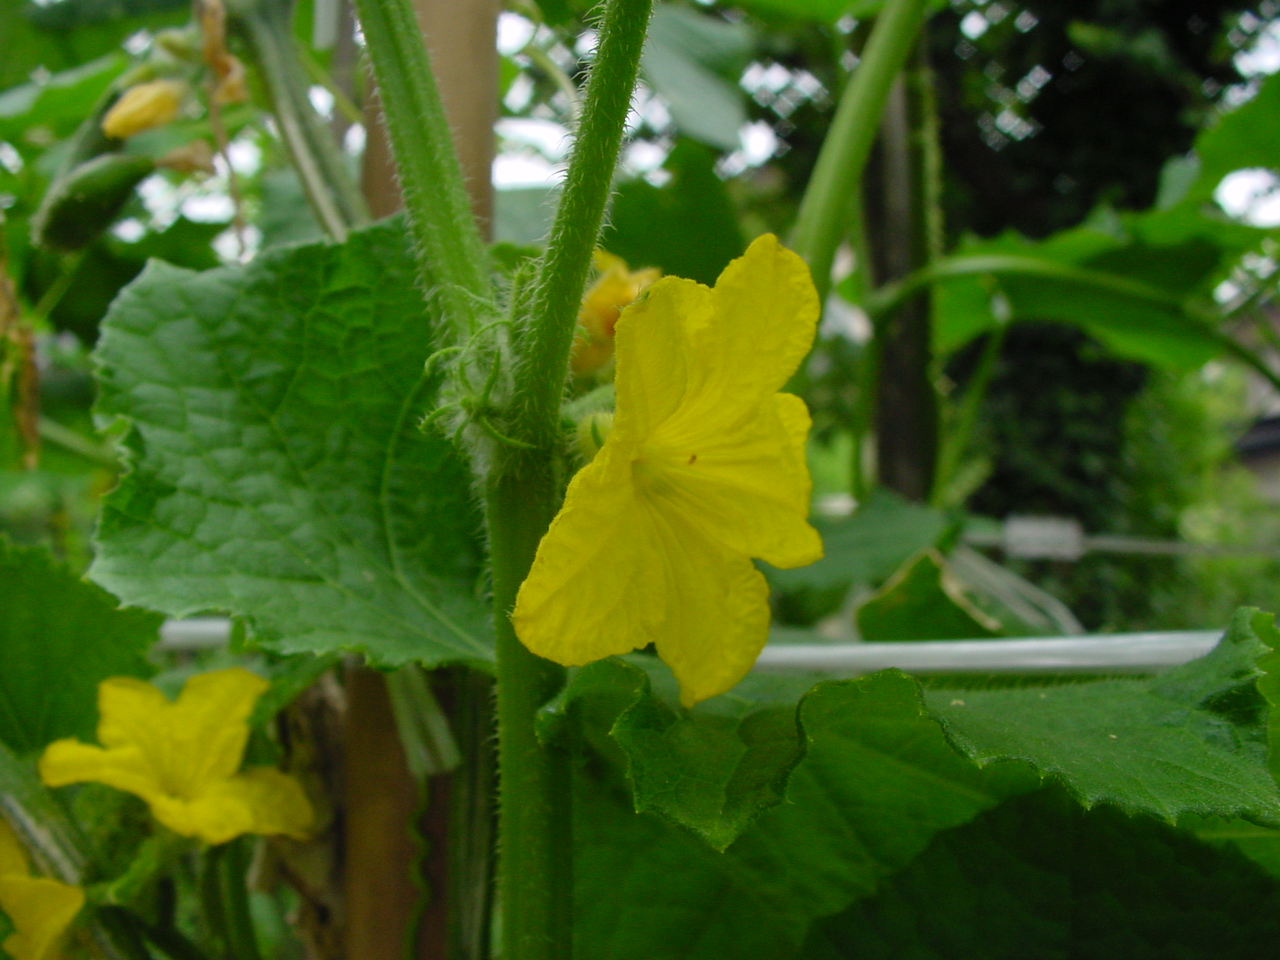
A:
[[345, 3, 499, 960]]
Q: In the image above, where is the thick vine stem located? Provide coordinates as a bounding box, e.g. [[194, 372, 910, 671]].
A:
[[351, 0, 493, 338], [487, 459, 573, 960], [484, 5, 653, 956], [788, 0, 929, 303], [513, 0, 654, 451]]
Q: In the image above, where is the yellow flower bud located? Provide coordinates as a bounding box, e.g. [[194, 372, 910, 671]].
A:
[[571, 251, 660, 377], [101, 80, 187, 140]]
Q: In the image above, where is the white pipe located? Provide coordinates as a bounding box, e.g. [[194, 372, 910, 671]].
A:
[[752, 630, 1223, 675], [157, 618, 234, 651], [158, 618, 1223, 675]]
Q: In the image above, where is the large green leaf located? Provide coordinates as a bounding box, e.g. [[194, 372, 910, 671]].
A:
[[802, 788, 1280, 960], [545, 656, 820, 850], [927, 609, 1280, 824], [0, 537, 156, 755], [913, 203, 1266, 369], [640, 4, 751, 152], [0, 53, 126, 148], [572, 670, 1032, 959], [1193, 70, 1280, 201], [603, 139, 745, 286], [727, 0, 856, 23], [767, 489, 947, 595], [855, 550, 1000, 642], [766, 489, 948, 626], [90, 218, 492, 667], [0, 0, 185, 92], [1252, 608, 1280, 783]]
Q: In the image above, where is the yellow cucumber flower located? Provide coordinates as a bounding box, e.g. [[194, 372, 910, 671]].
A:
[[101, 80, 187, 140], [514, 234, 823, 706], [39, 669, 313, 846], [571, 251, 660, 376], [0, 819, 84, 960]]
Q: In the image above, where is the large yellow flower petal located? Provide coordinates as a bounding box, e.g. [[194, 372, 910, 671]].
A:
[[96, 677, 169, 750], [616, 234, 818, 439], [38, 740, 159, 802], [0, 820, 28, 877], [40, 669, 309, 845], [168, 669, 267, 788], [611, 276, 704, 442], [235, 768, 315, 840], [694, 234, 819, 403], [646, 515, 773, 707], [142, 767, 313, 845], [0, 821, 83, 960], [66, 670, 264, 801], [513, 444, 664, 666], [519, 234, 821, 704], [0, 877, 84, 960], [640, 392, 821, 569], [145, 788, 257, 846], [514, 449, 774, 706]]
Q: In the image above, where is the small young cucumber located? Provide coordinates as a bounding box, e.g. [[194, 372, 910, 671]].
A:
[[32, 153, 156, 251]]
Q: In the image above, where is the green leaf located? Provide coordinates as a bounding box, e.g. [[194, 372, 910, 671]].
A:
[[0, 0, 185, 93], [1184, 814, 1280, 884], [768, 489, 948, 594], [856, 546, 1082, 641], [546, 657, 819, 850], [640, 5, 751, 152], [856, 549, 1001, 641], [802, 788, 1280, 960], [923, 205, 1266, 370], [572, 670, 1033, 959], [602, 139, 745, 286], [927, 609, 1280, 824], [0, 537, 157, 755], [90, 218, 492, 667], [24, 0, 187, 31], [0, 53, 126, 147], [727, 0, 855, 24], [1193, 71, 1280, 201], [1252, 609, 1280, 784], [257, 168, 324, 250]]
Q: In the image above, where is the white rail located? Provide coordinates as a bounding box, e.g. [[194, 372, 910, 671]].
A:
[[158, 619, 1223, 675], [752, 630, 1222, 675]]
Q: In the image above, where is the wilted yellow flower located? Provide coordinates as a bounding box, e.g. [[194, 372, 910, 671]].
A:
[[571, 251, 660, 376], [101, 80, 187, 140], [514, 235, 823, 706], [0, 820, 84, 960], [40, 669, 313, 845]]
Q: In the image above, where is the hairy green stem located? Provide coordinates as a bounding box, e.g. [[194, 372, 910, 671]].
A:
[[351, 0, 493, 336], [514, 0, 653, 448], [483, 9, 652, 954], [235, 0, 368, 240], [789, 0, 929, 302], [487, 462, 572, 960]]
